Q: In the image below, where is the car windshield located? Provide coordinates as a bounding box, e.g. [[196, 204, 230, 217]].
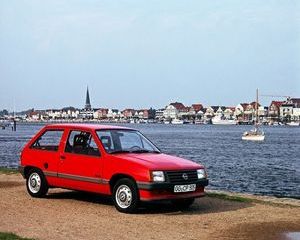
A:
[[96, 129, 160, 154]]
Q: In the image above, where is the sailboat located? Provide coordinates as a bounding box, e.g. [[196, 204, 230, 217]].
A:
[[242, 89, 265, 141]]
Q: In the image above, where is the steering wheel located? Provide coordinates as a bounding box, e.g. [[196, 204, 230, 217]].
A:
[[129, 145, 142, 150]]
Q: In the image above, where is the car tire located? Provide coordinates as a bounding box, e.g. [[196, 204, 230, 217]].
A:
[[26, 168, 49, 198], [112, 178, 139, 213], [171, 198, 195, 210]]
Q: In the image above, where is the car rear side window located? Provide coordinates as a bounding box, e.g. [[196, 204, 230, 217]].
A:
[[65, 130, 100, 157], [31, 130, 63, 151]]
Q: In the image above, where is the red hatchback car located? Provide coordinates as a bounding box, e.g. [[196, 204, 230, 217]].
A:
[[19, 124, 208, 213]]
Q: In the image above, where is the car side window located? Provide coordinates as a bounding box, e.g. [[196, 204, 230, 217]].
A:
[[65, 130, 100, 157], [31, 130, 63, 151]]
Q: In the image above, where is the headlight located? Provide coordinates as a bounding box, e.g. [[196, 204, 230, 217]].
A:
[[151, 171, 165, 182], [197, 169, 206, 179]]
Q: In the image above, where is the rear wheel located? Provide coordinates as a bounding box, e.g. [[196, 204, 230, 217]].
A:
[[171, 198, 195, 210], [26, 168, 48, 197], [112, 178, 139, 213]]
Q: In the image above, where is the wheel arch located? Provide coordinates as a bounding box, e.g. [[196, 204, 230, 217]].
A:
[[109, 173, 137, 193], [24, 165, 41, 178]]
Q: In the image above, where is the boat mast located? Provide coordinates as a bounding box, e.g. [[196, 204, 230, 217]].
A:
[[256, 88, 258, 128]]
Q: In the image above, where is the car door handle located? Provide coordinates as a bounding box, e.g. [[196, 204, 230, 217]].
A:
[[60, 155, 66, 160]]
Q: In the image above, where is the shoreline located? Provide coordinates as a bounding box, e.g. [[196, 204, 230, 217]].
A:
[[2, 119, 299, 126], [206, 190, 300, 208]]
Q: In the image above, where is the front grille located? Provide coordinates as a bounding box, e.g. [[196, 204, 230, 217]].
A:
[[165, 170, 198, 184]]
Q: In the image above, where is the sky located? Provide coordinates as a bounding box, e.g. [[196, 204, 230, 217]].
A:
[[0, 0, 300, 111]]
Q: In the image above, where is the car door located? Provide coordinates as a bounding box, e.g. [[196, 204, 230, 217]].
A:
[[28, 128, 65, 186], [56, 129, 104, 193]]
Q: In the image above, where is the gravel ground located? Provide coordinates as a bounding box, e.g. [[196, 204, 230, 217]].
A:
[[0, 174, 299, 240]]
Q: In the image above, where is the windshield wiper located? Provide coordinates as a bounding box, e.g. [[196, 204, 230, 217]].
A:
[[130, 149, 161, 154], [110, 149, 161, 154], [109, 150, 132, 154]]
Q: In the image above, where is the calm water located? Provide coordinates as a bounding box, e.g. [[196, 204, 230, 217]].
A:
[[0, 123, 299, 198]]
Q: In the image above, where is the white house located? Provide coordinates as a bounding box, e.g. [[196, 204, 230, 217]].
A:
[[163, 102, 185, 119], [107, 109, 120, 119], [155, 109, 164, 120], [292, 108, 300, 121], [215, 107, 224, 116], [280, 103, 294, 119], [204, 107, 215, 119], [234, 103, 248, 117], [224, 108, 234, 119]]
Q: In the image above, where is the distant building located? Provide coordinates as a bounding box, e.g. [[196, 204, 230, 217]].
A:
[[243, 102, 260, 121], [184, 104, 203, 120], [204, 107, 215, 119], [163, 102, 185, 119], [291, 98, 300, 122], [155, 109, 164, 120], [280, 98, 294, 121], [28, 111, 41, 121], [191, 104, 203, 113], [280, 98, 300, 122], [234, 103, 248, 118], [291, 98, 300, 121], [122, 109, 136, 119], [268, 101, 283, 121], [258, 106, 268, 120], [224, 107, 235, 120], [80, 86, 94, 119], [85, 86, 91, 110], [214, 106, 225, 116], [94, 108, 109, 119], [136, 109, 149, 119], [107, 109, 120, 119]]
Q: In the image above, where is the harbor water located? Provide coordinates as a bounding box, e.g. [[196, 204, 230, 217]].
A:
[[0, 123, 299, 198]]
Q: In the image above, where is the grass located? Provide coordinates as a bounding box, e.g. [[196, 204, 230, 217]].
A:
[[207, 192, 253, 203], [0, 233, 33, 240], [0, 167, 18, 174], [207, 192, 299, 208]]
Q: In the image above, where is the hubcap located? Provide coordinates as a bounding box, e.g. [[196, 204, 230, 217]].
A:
[[28, 172, 41, 194], [115, 185, 132, 209]]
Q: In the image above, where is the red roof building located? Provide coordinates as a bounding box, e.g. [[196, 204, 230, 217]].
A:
[[170, 102, 185, 110], [122, 109, 136, 118], [191, 104, 203, 113], [268, 101, 283, 118]]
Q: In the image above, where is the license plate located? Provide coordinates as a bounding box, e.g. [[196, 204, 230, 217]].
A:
[[174, 184, 196, 193]]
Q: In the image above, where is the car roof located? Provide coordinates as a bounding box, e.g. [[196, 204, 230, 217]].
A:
[[44, 123, 135, 131]]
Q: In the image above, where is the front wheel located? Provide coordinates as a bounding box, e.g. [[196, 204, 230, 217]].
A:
[[112, 178, 139, 213], [171, 198, 195, 210], [26, 169, 49, 198]]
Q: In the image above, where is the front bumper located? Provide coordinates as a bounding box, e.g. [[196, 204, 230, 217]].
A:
[[137, 179, 209, 201], [137, 178, 208, 190]]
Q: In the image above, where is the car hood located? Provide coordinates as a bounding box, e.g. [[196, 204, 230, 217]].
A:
[[112, 153, 203, 170]]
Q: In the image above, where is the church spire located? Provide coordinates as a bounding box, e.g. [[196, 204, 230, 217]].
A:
[[85, 86, 91, 109]]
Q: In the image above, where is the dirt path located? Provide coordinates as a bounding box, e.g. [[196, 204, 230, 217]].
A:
[[0, 174, 299, 240]]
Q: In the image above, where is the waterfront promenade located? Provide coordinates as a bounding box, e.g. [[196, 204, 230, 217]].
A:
[[0, 172, 299, 240]]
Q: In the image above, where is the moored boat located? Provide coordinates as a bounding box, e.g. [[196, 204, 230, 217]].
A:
[[171, 118, 184, 124], [212, 115, 236, 125], [242, 89, 265, 141], [194, 120, 204, 124], [286, 122, 300, 126], [242, 129, 265, 141]]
